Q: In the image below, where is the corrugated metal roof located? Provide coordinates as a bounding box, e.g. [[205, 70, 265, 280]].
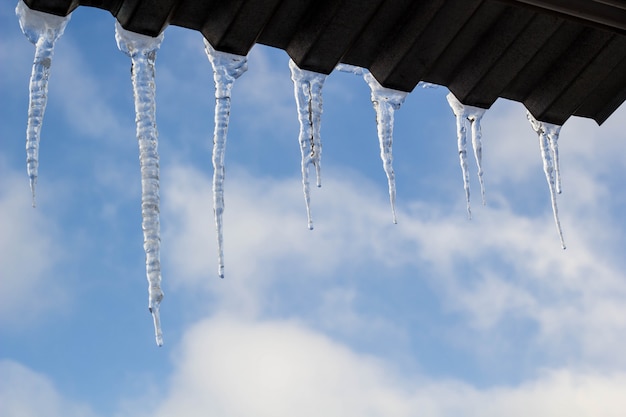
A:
[[23, 0, 626, 125]]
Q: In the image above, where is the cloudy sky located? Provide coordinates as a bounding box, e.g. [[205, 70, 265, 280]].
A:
[[2, 3, 626, 416]]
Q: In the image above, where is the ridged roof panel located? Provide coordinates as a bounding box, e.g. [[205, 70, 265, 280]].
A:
[[23, 0, 626, 125]]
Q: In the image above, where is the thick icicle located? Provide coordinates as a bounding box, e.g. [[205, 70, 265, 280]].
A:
[[446, 93, 487, 218], [204, 40, 248, 279], [115, 22, 165, 346], [527, 111, 566, 249], [363, 72, 408, 224], [546, 124, 563, 194], [289, 60, 327, 230], [16, 0, 71, 207]]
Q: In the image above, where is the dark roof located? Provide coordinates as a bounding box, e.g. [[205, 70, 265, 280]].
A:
[[23, 0, 626, 125]]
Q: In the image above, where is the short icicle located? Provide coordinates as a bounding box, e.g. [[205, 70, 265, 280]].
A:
[[527, 111, 566, 249], [446, 93, 487, 218], [115, 22, 165, 346], [204, 40, 248, 279], [289, 60, 327, 230], [468, 106, 487, 205], [16, 0, 71, 207], [363, 72, 408, 224]]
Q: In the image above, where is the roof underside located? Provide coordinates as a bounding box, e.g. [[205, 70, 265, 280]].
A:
[[23, 0, 626, 125]]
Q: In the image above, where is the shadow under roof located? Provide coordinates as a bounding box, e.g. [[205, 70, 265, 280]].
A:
[[23, 0, 626, 125]]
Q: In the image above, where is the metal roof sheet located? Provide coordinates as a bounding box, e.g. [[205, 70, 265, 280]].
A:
[[23, 0, 626, 125]]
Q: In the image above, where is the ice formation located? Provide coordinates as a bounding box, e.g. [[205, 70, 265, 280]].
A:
[[16, 0, 71, 207], [115, 22, 165, 346], [363, 73, 408, 223], [527, 112, 566, 249], [204, 40, 248, 279], [289, 60, 327, 230], [335, 64, 408, 223], [446, 93, 487, 219]]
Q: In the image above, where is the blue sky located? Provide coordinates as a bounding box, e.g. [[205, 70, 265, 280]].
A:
[[3, 3, 626, 416]]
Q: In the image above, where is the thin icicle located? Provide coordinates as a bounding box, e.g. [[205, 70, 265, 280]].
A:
[[527, 111, 566, 249], [204, 40, 248, 279], [363, 72, 408, 224], [447, 93, 472, 218], [446, 93, 487, 217], [289, 59, 327, 230], [16, 0, 71, 207], [467, 107, 487, 205], [115, 22, 165, 346]]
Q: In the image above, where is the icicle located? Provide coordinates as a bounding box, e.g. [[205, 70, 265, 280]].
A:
[[467, 107, 487, 206], [16, 0, 71, 207], [289, 60, 327, 230], [527, 111, 566, 249], [446, 93, 487, 218], [115, 22, 165, 346], [204, 40, 248, 279], [363, 72, 408, 224], [545, 124, 563, 194], [447, 93, 471, 218]]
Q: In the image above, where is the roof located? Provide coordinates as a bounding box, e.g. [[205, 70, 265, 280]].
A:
[[22, 0, 626, 125]]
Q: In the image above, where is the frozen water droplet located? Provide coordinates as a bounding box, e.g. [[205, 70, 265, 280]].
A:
[[527, 111, 566, 249], [363, 72, 408, 224], [204, 40, 248, 278], [16, 0, 71, 207], [289, 60, 327, 230], [115, 21, 166, 345], [446, 93, 488, 217]]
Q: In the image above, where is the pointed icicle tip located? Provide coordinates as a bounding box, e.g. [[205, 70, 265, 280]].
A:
[[17, 0, 71, 208], [289, 59, 327, 230], [526, 111, 566, 249], [446, 93, 488, 214], [116, 21, 166, 345], [362, 71, 407, 224], [205, 40, 248, 279], [447, 93, 472, 219]]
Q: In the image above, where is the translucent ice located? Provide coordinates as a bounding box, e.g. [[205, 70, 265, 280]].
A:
[[446, 93, 487, 218], [527, 111, 566, 249], [363, 72, 408, 224], [289, 60, 327, 230], [204, 40, 248, 279], [115, 22, 165, 346], [16, 0, 71, 207]]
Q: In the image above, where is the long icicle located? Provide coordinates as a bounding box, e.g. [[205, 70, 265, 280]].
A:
[[16, 0, 71, 207], [363, 72, 408, 224], [446, 93, 488, 216], [447, 93, 472, 218], [289, 60, 327, 230], [204, 40, 248, 279], [467, 107, 487, 205], [115, 22, 165, 346], [527, 111, 566, 249]]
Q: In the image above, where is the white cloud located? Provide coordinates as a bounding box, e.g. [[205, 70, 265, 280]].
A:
[[160, 98, 626, 369], [145, 316, 626, 417], [0, 360, 99, 417]]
